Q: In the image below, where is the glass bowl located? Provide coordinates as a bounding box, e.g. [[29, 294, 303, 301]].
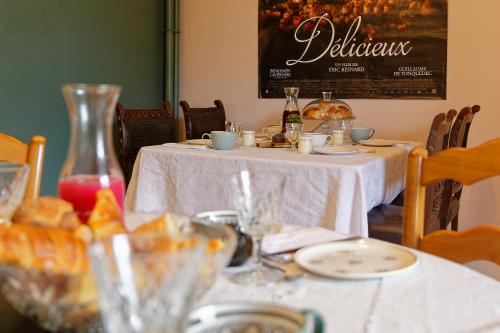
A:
[[0, 267, 101, 332], [125, 212, 237, 297], [193, 210, 252, 267], [0, 213, 237, 332]]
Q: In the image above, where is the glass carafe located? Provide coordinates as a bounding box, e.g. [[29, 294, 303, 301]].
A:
[[58, 84, 124, 222], [281, 87, 300, 132]]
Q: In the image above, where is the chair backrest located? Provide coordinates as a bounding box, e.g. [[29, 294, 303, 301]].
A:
[[448, 105, 480, 149], [116, 101, 176, 185], [425, 109, 456, 154], [440, 105, 481, 230], [422, 110, 456, 234], [180, 100, 226, 140], [402, 139, 500, 264], [0, 133, 46, 200]]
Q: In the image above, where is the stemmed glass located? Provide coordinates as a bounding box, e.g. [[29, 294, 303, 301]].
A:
[[230, 170, 286, 286], [225, 120, 243, 137], [285, 123, 304, 151], [0, 163, 30, 224], [90, 233, 206, 333]]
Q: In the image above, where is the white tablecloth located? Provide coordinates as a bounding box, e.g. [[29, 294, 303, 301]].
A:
[[200, 247, 500, 333], [125, 214, 499, 333], [126, 144, 416, 237]]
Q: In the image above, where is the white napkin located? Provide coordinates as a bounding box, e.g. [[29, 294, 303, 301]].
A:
[[262, 225, 353, 255], [162, 143, 209, 150]]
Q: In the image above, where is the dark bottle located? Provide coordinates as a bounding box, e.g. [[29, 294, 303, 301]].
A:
[[281, 87, 300, 132]]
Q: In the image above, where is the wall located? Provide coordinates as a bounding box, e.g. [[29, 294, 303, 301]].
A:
[[179, 0, 500, 225], [0, 0, 163, 195], [180, 1, 500, 275]]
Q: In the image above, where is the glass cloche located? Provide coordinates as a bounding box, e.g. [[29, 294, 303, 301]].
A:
[[302, 92, 355, 142]]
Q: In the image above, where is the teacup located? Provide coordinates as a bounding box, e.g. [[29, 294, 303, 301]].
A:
[[350, 127, 375, 143], [202, 131, 237, 150], [303, 132, 332, 149]]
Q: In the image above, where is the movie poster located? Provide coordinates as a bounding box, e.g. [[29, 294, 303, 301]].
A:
[[258, 0, 448, 99]]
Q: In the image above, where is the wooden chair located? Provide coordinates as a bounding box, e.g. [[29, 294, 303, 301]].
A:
[[180, 100, 226, 140], [116, 101, 176, 186], [0, 133, 46, 200], [441, 105, 481, 230], [402, 138, 500, 265], [368, 109, 457, 244]]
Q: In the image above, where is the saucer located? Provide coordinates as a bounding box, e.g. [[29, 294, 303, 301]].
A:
[[314, 146, 359, 155]]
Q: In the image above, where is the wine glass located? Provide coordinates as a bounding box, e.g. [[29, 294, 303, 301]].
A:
[[89, 233, 206, 333], [225, 120, 243, 137], [230, 170, 286, 286], [0, 163, 30, 224], [285, 123, 304, 151]]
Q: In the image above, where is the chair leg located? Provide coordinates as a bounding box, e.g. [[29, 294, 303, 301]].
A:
[[451, 216, 458, 231]]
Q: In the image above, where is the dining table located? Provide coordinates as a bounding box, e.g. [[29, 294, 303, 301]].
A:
[[125, 141, 419, 237], [0, 221, 498, 333], [198, 245, 500, 333]]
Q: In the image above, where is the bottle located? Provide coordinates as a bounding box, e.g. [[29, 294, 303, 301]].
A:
[[281, 87, 300, 132], [58, 84, 124, 223]]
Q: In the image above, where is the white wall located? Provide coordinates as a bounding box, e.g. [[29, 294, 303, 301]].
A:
[[180, 0, 500, 275]]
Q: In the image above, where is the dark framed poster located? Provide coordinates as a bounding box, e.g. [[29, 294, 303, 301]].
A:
[[258, 0, 447, 99]]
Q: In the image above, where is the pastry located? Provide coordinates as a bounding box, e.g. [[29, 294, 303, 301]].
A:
[[337, 105, 353, 119], [87, 189, 126, 240], [303, 107, 322, 119], [133, 215, 224, 253], [12, 197, 80, 230], [132, 213, 180, 236], [0, 224, 89, 275]]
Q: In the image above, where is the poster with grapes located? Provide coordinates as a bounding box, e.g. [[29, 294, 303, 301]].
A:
[[258, 0, 448, 99]]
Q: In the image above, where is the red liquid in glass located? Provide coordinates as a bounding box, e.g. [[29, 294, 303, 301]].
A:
[[281, 110, 301, 132], [58, 175, 125, 223]]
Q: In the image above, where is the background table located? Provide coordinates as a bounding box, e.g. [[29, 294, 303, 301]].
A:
[[200, 244, 500, 333], [126, 144, 416, 236]]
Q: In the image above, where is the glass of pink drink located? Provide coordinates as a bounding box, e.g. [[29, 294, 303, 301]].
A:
[[59, 175, 124, 222], [58, 84, 125, 222]]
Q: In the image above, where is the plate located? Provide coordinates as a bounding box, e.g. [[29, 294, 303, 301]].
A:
[[314, 146, 359, 155], [185, 139, 212, 145], [357, 139, 402, 147], [294, 240, 418, 279]]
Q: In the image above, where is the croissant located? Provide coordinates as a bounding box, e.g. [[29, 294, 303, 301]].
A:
[[12, 197, 81, 230], [87, 189, 126, 240], [133, 214, 224, 253], [132, 213, 179, 235], [0, 224, 89, 274]]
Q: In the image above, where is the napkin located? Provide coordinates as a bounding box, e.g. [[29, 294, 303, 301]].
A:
[[162, 143, 209, 150], [262, 225, 353, 255]]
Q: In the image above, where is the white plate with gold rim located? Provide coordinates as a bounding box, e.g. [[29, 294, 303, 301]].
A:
[[358, 139, 408, 147], [184, 139, 212, 145], [294, 240, 418, 279], [314, 146, 359, 156]]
